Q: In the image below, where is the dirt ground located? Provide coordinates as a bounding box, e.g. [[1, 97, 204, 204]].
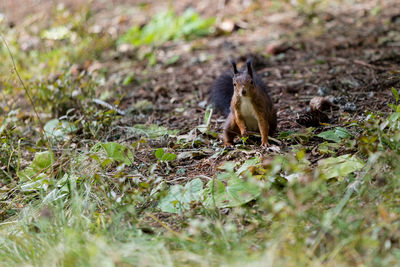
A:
[[116, 0, 400, 182], [2, 0, 400, 182]]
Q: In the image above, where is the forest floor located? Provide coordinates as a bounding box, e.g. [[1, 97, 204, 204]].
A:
[[1, 0, 400, 266]]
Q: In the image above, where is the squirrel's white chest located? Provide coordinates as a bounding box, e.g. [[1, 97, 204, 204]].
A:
[[240, 97, 259, 131]]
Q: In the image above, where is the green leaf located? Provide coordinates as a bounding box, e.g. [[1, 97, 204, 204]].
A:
[[197, 107, 213, 134], [236, 157, 260, 175], [158, 178, 203, 213], [335, 127, 353, 138], [203, 178, 261, 208], [203, 107, 213, 126], [218, 161, 236, 173], [155, 148, 164, 159], [101, 158, 114, 168], [41, 26, 71, 40], [278, 130, 296, 139], [20, 174, 49, 192], [317, 154, 365, 179], [161, 153, 177, 161], [165, 55, 180, 65], [392, 87, 399, 103], [147, 52, 157, 66], [19, 151, 55, 181], [131, 124, 178, 139], [96, 142, 134, 165], [317, 142, 340, 154], [42, 173, 73, 203], [44, 119, 77, 140], [123, 73, 134, 86], [388, 112, 400, 124], [317, 127, 352, 143]]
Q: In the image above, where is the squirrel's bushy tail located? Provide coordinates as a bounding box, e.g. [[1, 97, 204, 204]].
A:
[[210, 73, 234, 117]]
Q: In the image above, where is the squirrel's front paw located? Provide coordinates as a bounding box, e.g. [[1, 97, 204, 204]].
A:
[[240, 129, 249, 137], [261, 142, 269, 148], [224, 142, 234, 148]]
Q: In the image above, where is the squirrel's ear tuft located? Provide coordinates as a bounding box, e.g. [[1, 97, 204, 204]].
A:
[[246, 58, 253, 78], [229, 58, 238, 74]]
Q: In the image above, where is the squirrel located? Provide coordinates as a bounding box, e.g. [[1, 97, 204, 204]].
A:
[[210, 58, 277, 147]]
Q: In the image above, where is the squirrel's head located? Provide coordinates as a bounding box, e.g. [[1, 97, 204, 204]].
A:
[[230, 58, 255, 97]]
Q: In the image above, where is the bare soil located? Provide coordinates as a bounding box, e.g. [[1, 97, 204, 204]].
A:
[[116, 0, 400, 182]]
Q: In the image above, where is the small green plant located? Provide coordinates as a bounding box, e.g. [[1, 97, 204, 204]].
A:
[[154, 148, 177, 163], [18, 151, 55, 182], [288, 0, 328, 19], [91, 142, 135, 167], [389, 87, 400, 111], [118, 9, 215, 47]]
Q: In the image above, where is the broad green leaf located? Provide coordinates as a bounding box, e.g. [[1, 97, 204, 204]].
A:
[[224, 178, 261, 206], [217, 161, 236, 173], [165, 55, 180, 65], [318, 131, 341, 143], [203, 178, 261, 208], [101, 158, 114, 168], [20, 174, 49, 192], [100, 142, 134, 165], [183, 178, 203, 200], [19, 151, 55, 181], [278, 130, 296, 139], [317, 142, 340, 154], [202, 179, 226, 208], [155, 148, 164, 159], [388, 112, 400, 124], [317, 127, 352, 143], [42, 174, 74, 203], [335, 127, 352, 138], [158, 178, 203, 213], [162, 153, 177, 161], [317, 154, 365, 179], [131, 124, 178, 139], [44, 119, 77, 140], [32, 151, 55, 170], [236, 157, 260, 175]]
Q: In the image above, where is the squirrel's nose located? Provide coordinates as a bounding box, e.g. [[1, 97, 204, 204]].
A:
[[242, 89, 247, 96]]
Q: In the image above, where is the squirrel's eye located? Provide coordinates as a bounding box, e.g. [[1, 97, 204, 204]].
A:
[[250, 80, 254, 85], [233, 82, 237, 87]]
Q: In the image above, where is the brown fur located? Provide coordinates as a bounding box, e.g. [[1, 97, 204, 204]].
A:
[[223, 60, 277, 147]]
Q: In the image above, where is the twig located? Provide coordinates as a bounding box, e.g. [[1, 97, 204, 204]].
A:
[[353, 59, 389, 71], [92, 98, 126, 115], [0, 34, 50, 146], [331, 56, 391, 71]]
